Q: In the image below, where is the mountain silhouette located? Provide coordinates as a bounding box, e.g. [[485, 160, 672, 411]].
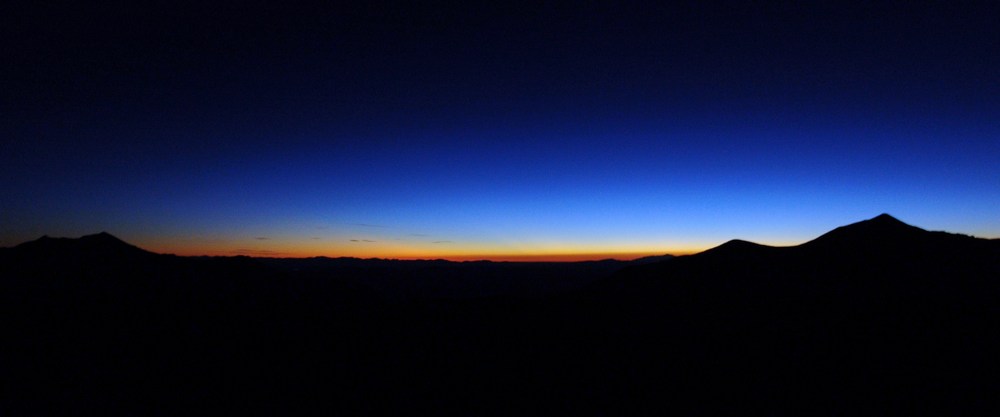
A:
[[3, 215, 999, 415], [616, 213, 999, 281], [798, 213, 949, 253], [808, 212, 920, 241], [10, 231, 152, 259], [696, 238, 776, 259], [594, 214, 1000, 415], [1, 233, 670, 299]]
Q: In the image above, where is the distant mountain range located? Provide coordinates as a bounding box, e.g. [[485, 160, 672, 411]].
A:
[[614, 212, 999, 285], [6, 231, 153, 260], [1, 231, 673, 299], [3, 214, 998, 416]]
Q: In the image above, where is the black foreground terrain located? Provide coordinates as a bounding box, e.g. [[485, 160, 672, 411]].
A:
[[3, 215, 999, 415]]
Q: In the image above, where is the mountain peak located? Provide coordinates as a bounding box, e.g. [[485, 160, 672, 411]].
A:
[[802, 213, 925, 250], [13, 232, 151, 259], [855, 213, 918, 231], [870, 213, 904, 224], [715, 239, 764, 250], [698, 238, 774, 259], [80, 231, 129, 245]]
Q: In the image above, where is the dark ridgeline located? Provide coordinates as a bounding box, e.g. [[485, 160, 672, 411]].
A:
[[2, 215, 998, 415]]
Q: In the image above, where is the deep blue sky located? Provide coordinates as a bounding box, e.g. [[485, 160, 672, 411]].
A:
[[3, 1, 998, 258]]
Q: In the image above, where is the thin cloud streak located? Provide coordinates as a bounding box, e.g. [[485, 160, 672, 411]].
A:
[[232, 249, 287, 256]]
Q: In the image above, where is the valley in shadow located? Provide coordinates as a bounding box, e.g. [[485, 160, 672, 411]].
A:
[[3, 214, 999, 415]]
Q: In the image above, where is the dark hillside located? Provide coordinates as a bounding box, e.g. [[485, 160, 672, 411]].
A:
[[3, 216, 999, 415]]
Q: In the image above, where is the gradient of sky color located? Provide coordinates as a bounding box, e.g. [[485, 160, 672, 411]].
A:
[[3, 2, 999, 260]]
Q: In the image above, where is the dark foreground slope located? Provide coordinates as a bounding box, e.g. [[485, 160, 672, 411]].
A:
[[2, 215, 999, 415], [603, 214, 1000, 414]]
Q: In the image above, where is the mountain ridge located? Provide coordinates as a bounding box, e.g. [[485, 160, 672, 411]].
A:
[[5, 214, 997, 268], [4, 215, 1000, 415], [3, 233, 676, 265], [608, 213, 1000, 294], [15, 231, 148, 252], [679, 213, 998, 259]]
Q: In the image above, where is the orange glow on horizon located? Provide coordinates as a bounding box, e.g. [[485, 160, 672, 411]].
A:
[[131, 233, 711, 262], [419, 251, 689, 262], [151, 248, 694, 262], [140, 240, 697, 261]]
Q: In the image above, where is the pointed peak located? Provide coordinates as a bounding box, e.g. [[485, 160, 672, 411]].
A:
[[859, 213, 916, 230], [699, 238, 772, 257], [14, 232, 151, 256], [803, 214, 925, 248], [90, 231, 120, 239], [870, 213, 903, 224], [80, 232, 128, 244], [718, 239, 760, 248]]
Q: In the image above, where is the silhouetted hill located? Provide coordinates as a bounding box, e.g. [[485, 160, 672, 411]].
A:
[[599, 214, 1000, 414], [1, 234, 641, 300], [795, 213, 986, 259], [696, 238, 777, 260], [3, 216, 999, 415], [804, 212, 921, 245], [6, 232, 155, 266], [627, 253, 675, 264], [615, 213, 999, 285], [14, 231, 147, 253]]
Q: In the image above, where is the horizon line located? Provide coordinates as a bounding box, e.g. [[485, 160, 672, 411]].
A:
[[163, 250, 690, 263]]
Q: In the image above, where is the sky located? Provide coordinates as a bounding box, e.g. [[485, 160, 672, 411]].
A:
[[2, 1, 999, 260]]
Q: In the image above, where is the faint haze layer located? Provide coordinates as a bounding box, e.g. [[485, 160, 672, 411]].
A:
[[2, 2, 998, 258]]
